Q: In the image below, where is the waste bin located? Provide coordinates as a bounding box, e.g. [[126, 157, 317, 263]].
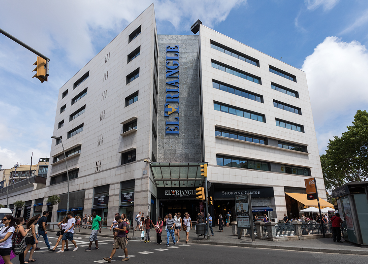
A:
[[196, 223, 206, 235]]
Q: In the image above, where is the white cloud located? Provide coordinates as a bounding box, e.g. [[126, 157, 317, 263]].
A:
[[305, 0, 339, 11], [340, 8, 368, 35]]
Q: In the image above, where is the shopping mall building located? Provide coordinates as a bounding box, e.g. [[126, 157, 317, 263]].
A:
[[0, 4, 327, 224]]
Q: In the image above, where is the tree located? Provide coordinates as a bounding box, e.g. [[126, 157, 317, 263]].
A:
[[321, 110, 368, 191], [14, 200, 25, 209], [47, 195, 60, 205]]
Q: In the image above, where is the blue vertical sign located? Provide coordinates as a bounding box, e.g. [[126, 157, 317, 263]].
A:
[[165, 45, 179, 135]]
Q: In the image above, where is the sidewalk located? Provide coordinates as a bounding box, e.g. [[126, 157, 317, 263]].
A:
[[191, 225, 368, 255]]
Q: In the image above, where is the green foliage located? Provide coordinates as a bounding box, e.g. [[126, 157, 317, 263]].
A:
[[321, 110, 368, 191], [0, 204, 4, 208], [47, 195, 60, 205], [14, 200, 25, 209]]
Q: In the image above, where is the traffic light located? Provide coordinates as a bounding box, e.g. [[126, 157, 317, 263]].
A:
[[200, 164, 207, 177], [33, 56, 47, 83], [209, 196, 213, 205], [196, 187, 205, 200]]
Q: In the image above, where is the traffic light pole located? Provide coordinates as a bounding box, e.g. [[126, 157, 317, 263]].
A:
[[204, 176, 209, 240], [314, 178, 325, 238]]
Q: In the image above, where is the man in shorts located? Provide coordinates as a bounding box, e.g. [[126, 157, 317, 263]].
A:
[[134, 211, 141, 231], [86, 211, 101, 251], [57, 212, 78, 253], [103, 215, 129, 262]]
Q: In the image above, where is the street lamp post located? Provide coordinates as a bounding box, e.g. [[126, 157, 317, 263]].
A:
[[51, 136, 70, 214]]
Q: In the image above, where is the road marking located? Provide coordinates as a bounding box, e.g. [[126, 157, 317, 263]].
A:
[[118, 255, 135, 258], [169, 246, 179, 248], [93, 260, 116, 263], [179, 244, 190, 246], [155, 248, 169, 251], [138, 251, 154, 255]]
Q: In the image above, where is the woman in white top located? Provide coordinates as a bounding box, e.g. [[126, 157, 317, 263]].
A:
[[0, 215, 16, 264], [174, 212, 182, 243], [50, 217, 68, 251], [182, 212, 192, 244]]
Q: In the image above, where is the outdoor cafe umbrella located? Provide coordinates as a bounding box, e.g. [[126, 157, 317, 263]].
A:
[[300, 207, 320, 213], [321, 207, 335, 213]]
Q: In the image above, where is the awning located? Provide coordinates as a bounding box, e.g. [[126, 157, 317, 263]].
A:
[[252, 206, 273, 212], [286, 192, 334, 208]]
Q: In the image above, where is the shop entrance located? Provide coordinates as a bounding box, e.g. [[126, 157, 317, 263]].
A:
[[213, 200, 235, 226], [93, 208, 108, 226], [159, 199, 199, 220]]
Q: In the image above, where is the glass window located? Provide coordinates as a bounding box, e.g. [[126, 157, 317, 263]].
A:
[[220, 84, 227, 92], [249, 94, 255, 101], [239, 159, 247, 168], [224, 158, 232, 167], [239, 56, 245, 61], [216, 157, 224, 166], [222, 131, 229, 138], [246, 137, 252, 142], [229, 107, 236, 115], [258, 116, 264, 122], [241, 91, 248, 98], [232, 158, 240, 168], [286, 123, 291, 130], [225, 50, 232, 55], [244, 112, 251, 119], [215, 130, 221, 137], [279, 121, 285, 128], [253, 138, 259, 144], [297, 168, 304, 175], [248, 161, 255, 169], [259, 139, 265, 145], [229, 133, 237, 139], [285, 167, 292, 174], [236, 109, 243, 117], [261, 163, 269, 171], [213, 82, 220, 89], [231, 53, 238, 58], [234, 89, 242, 96], [238, 135, 245, 141], [220, 105, 228, 113], [251, 114, 258, 121], [214, 103, 221, 111], [227, 87, 235, 94], [304, 169, 309, 176], [256, 96, 261, 102]]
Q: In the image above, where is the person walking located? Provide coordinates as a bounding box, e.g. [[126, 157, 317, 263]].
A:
[[110, 213, 119, 235], [144, 216, 153, 243], [82, 214, 88, 228], [50, 217, 68, 251], [0, 215, 16, 264], [140, 213, 145, 231], [206, 213, 214, 236], [86, 211, 101, 251], [155, 217, 163, 245], [226, 212, 231, 227], [36, 211, 51, 250], [166, 214, 176, 246], [14, 217, 28, 264], [103, 215, 129, 262], [183, 212, 192, 244], [174, 212, 182, 243], [283, 214, 289, 223], [24, 216, 39, 263], [218, 214, 224, 232], [331, 213, 343, 243], [134, 212, 141, 231], [57, 212, 78, 253]]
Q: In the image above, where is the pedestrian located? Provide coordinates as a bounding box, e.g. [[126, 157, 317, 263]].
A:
[[206, 213, 214, 236], [50, 217, 68, 251], [140, 213, 145, 231], [331, 213, 343, 243], [165, 213, 176, 246], [218, 214, 224, 232], [144, 216, 153, 243], [196, 213, 204, 224], [155, 217, 163, 245], [121, 214, 130, 240], [36, 211, 51, 250], [14, 217, 28, 264], [263, 214, 268, 223], [82, 214, 87, 228], [283, 214, 289, 223], [0, 215, 16, 264], [134, 212, 141, 231], [110, 213, 119, 235], [86, 211, 101, 251], [226, 212, 231, 226], [23, 215, 39, 263], [174, 212, 182, 242], [103, 215, 129, 262], [182, 212, 192, 244], [57, 212, 78, 253]]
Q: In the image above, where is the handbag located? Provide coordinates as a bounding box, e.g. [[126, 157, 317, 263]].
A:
[[12, 227, 29, 255], [183, 225, 187, 232], [0, 250, 16, 264]]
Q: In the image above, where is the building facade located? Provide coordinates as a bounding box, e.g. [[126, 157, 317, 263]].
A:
[[0, 4, 326, 224]]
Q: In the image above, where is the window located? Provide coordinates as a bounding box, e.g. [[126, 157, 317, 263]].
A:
[[58, 120, 64, 129], [123, 119, 137, 133], [276, 118, 304, 132], [67, 124, 84, 139], [269, 66, 296, 82], [281, 165, 310, 176], [127, 47, 140, 63], [53, 146, 81, 163], [50, 169, 79, 185], [216, 155, 270, 171], [214, 102, 265, 122], [73, 71, 89, 89], [129, 26, 141, 43], [126, 68, 139, 84], [210, 40, 259, 66], [273, 100, 301, 115], [125, 91, 138, 107], [60, 104, 66, 114], [62, 89, 68, 99], [215, 127, 267, 145], [69, 105, 86, 121], [271, 83, 298, 98], [71, 88, 87, 105], [56, 137, 62, 145], [121, 149, 136, 165], [211, 60, 261, 84], [278, 141, 307, 153], [212, 80, 263, 103], [152, 123, 157, 140]]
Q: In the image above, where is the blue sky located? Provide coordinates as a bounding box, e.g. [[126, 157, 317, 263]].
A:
[[1, 0, 368, 168]]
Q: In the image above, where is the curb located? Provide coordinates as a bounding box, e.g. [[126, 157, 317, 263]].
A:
[[191, 240, 368, 255]]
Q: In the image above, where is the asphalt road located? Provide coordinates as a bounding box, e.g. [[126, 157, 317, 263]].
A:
[[12, 234, 368, 264]]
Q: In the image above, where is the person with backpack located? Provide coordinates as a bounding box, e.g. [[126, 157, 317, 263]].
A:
[[23, 215, 39, 263], [13, 217, 29, 264], [103, 215, 129, 262], [0, 215, 16, 264]]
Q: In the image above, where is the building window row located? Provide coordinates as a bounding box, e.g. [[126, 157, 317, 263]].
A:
[[71, 88, 87, 105], [216, 155, 270, 171], [125, 91, 138, 107], [123, 119, 137, 133], [60, 104, 66, 114], [269, 66, 296, 82], [73, 71, 89, 89], [129, 26, 141, 43], [273, 100, 301, 115], [212, 80, 262, 103], [281, 165, 310, 176], [271, 83, 298, 98], [278, 141, 307, 153], [67, 123, 84, 139], [53, 146, 81, 163], [58, 120, 64, 129], [215, 127, 267, 145], [62, 89, 68, 99], [50, 169, 79, 185], [69, 105, 86, 121], [210, 40, 259, 67], [121, 149, 136, 165], [211, 60, 261, 85], [127, 47, 140, 63], [214, 102, 265, 122], [126, 68, 139, 84], [56, 137, 62, 145], [276, 118, 304, 132]]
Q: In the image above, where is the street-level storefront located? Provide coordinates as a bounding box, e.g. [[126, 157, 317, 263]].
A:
[[120, 180, 134, 226], [34, 198, 43, 216], [93, 185, 109, 226], [23, 201, 32, 221], [57, 190, 85, 221]]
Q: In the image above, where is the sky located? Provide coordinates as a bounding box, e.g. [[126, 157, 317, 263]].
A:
[[0, 0, 368, 169]]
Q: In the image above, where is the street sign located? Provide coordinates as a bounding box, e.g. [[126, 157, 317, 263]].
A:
[[237, 216, 250, 228]]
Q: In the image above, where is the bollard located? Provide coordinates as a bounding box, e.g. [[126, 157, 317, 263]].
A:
[[292, 221, 302, 237], [265, 222, 277, 240]]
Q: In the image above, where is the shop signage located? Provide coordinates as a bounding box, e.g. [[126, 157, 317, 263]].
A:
[[236, 195, 251, 228], [157, 188, 196, 199], [121, 191, 134, 203], [94, 195, 109, 206], [214, 187, 274, 199], [165, 45, 180, 135]]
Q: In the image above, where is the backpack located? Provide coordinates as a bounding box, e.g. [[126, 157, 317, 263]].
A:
[[124, 221, 130, 234], [12, 227, 28, 255]]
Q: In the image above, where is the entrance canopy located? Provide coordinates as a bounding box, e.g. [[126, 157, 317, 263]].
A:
[[150, 162, 205, 188], [286, 192, 334, 208], [252, 206, 273, 212]]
